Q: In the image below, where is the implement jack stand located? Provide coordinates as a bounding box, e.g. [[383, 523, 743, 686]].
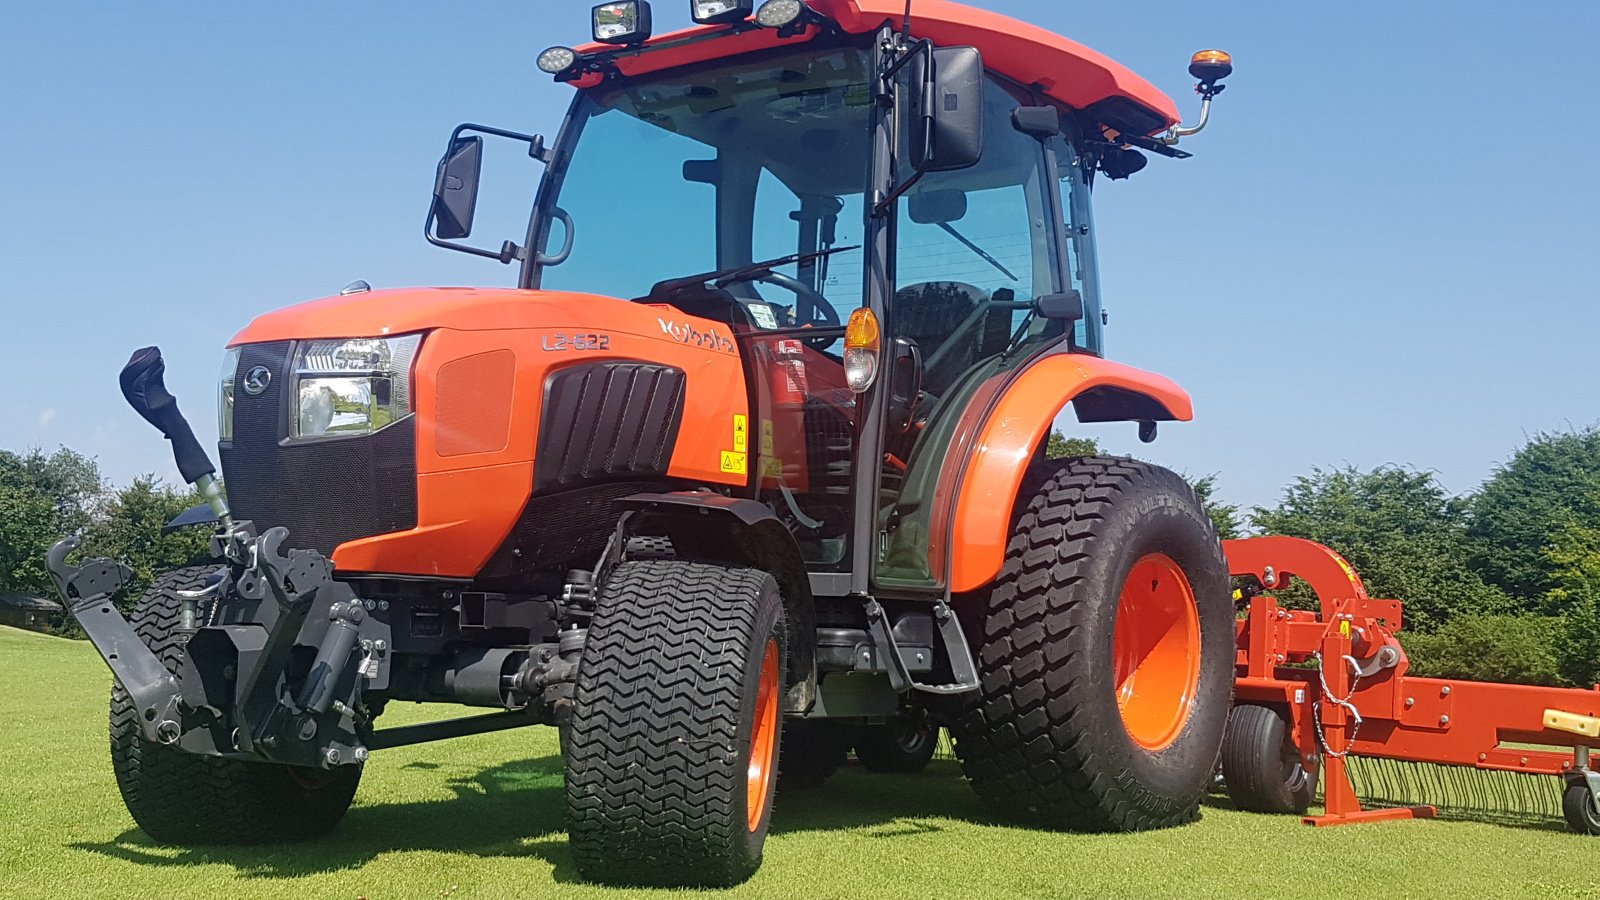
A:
[[1303, 751, 1437, 827]]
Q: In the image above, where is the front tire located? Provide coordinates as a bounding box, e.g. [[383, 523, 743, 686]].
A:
[[952, 456, 1233, 831], [110, 566, 361, 844], [565, 560, 786, 887], [854, 711, 938, 774]]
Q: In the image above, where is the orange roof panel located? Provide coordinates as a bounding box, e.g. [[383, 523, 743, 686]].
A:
[[571, 0, 1179, 132]]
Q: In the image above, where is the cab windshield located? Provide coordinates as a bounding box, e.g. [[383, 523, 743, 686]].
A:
[[535, 45, 873, 331]]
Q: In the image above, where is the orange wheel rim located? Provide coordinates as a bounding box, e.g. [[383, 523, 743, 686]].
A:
[[1113, 553, 1201, 751], [747, 638, 780, 831]]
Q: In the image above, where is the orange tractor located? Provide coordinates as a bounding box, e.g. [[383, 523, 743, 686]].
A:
[[50, 0, 1237, 886]]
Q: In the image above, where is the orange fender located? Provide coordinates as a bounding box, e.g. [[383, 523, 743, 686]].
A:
[[944, 354, 1193, 594]]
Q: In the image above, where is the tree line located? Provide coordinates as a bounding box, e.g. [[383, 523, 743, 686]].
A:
[[6, 428, 1600, 686], [0, 448, 207, 634]]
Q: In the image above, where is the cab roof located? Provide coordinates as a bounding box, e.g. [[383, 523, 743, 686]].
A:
[[571, 0, 1180, 135]]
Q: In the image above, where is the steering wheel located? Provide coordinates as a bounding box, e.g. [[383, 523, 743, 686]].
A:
[[753, 271, 843, 350]]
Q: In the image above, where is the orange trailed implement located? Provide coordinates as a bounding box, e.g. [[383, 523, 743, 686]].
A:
[[1221, 535, 1600, 833]]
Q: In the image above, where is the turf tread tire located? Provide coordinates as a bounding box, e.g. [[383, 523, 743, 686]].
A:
[[565, 560, 785, 887], [1220, 704, 1318, 814], [110, 566, 361, 844], [951, 456, 1232, 831]]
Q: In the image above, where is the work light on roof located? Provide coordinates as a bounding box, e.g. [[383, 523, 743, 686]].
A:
[[754, 0, 806, 28], [692, 0, 753, 25], [537, 46, 579, 76], [592, 1, 653, 45]]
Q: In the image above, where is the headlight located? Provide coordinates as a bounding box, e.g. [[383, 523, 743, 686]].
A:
[[291, 334, 423, 440], [218, 347, 241, 442]]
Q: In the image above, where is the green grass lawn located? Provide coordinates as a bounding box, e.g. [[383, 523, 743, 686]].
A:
[[3, 624, 1598, 899]]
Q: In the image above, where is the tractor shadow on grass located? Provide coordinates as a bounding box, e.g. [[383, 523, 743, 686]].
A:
[[71, 754, 576, 881], [69, 758, 1012, 883]]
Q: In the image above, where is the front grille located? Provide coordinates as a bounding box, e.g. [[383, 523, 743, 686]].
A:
[[534, 361, 685, 490], [220, 341, 419, 555]]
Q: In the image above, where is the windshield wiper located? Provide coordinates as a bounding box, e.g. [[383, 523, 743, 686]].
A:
[[650, 245, 862, 296], [936, 223, 1018, 282]]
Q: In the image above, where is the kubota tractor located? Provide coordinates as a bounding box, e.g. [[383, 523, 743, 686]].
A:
[[50, 0, 1236, 886]]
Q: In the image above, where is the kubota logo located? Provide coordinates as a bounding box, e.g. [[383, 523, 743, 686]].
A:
[[658, 318, 735, 354]]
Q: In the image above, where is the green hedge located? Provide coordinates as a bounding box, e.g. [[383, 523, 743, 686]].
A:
[[1401, 614, 1566, 686]]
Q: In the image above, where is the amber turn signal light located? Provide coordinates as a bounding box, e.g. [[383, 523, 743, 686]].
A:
[[843, 308, 881, 393]]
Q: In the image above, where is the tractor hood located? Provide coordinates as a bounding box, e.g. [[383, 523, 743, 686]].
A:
[[228, 287, 631, 345]]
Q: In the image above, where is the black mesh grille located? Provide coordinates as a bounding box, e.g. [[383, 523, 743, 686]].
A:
[[220, 341, 419, 555], [534, 362, 685, 490]]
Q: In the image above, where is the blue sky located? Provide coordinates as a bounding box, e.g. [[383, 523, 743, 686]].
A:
[[3, 1, 1597, 514]]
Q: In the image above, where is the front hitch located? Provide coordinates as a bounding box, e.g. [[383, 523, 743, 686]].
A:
[[47, 536, 185, 744], [45, 345, 391, 768]]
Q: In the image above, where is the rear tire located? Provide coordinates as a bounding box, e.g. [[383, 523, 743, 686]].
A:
[[854, 712, 938, 774], [1220, 704, 1318, 814], [952, 456, 1232, 831], [110, 566, 361, 844], [565, 560, 786, 887]]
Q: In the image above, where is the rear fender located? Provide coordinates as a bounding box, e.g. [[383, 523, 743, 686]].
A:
[[617, 492, 817, 713], [943, 355, 1193, 594]]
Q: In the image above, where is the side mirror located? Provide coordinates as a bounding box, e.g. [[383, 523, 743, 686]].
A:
[[912, 46, 984, 173], [425, 123, 548, 264], [907, 190, 967, 225], [1034, 290, 1083, 322], [430, 136, 483, 240]]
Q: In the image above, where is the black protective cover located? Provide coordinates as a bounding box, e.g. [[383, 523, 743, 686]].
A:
[[120, 346, 216, 484]]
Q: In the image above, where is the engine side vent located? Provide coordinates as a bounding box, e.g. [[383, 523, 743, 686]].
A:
[[436, 350, 516, 457], [534, 361, 686, 490]]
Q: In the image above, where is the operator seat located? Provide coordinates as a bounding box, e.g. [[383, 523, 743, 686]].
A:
[[893, 281, 1005, 396]]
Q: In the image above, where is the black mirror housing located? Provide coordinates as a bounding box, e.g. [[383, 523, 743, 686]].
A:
[[1034, 290, 1084, 322], [913, 46, 984, 173], [431, 135, 483, 240], [1012, 106, 1061, 138], [907, 190, 967, 225]]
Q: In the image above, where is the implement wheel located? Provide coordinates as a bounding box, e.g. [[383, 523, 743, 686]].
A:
[[1221, 704, 1319, 814], [565, 560, 786, 887], [111, 566, 361, 844], [854, 712, 938, 774], [1563, 782, 1600, 835], [953, 456, 1232, 831]]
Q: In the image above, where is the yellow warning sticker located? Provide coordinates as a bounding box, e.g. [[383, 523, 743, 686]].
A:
[[1339, 619, 1351, 638], [760, 457, 784, 479], [760, 419, 775, 455], [720, 451, 748, 475], [733, 414, 748, 453]]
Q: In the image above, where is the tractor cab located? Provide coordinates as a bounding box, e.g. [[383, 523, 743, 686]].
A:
[[428, 0, 1230, 597]]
